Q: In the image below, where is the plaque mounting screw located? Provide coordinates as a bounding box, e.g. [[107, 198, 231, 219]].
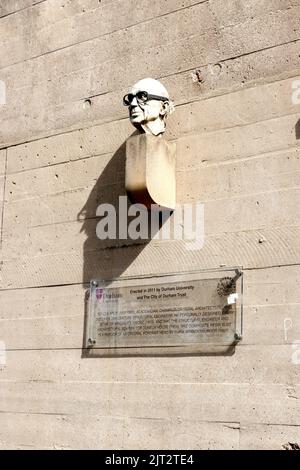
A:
[[87, 338, 96, 347], [234, 333, 242, 342], [91, 280, 98, 287], [231, 269, 242, 285], [226, 269, 242, 291]]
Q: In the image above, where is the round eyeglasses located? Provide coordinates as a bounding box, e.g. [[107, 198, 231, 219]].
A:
[[123, 90, 169, 106]]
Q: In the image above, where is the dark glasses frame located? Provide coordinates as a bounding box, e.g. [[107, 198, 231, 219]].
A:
[[123, 90, 169, 106]]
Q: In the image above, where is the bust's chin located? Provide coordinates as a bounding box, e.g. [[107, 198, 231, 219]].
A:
[[130, 118, 165, 136], [140, 118, 166, 136]]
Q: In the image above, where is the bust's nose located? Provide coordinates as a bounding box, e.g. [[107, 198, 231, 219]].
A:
[[130, 96, 138, 107]]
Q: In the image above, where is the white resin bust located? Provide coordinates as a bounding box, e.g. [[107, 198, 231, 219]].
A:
[[123, 78, 175, 136]]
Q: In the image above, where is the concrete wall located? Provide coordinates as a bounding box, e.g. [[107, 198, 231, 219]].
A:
[[0, 0, 300, 449]]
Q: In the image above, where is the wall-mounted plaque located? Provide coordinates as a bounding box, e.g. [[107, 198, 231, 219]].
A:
[[84, 268, 243, 356]]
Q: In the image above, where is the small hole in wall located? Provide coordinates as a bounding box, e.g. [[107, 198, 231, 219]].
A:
[[212, 63, 222, 76], [83, 98, 92, 109], [191, 69, 205, 84]]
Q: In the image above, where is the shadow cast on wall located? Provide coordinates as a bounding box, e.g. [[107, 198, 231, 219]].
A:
[[78, 136, 171, 286], [295, 118, 300, 140], [79, 139, 144, 285]]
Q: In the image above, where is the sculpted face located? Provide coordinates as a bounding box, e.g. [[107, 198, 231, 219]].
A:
[[123, 78, 174, 136], [129, 96, 162, 125]]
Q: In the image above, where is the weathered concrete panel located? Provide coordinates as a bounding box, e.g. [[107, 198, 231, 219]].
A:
[[1, 267, 300, 350], [240, 423, 300, 450], [0, 413, 239, 450], [0, 0, 300, 450], [5, 75, 300, 172], [1, 5, 300, 146], [0, 1, 45, 18]]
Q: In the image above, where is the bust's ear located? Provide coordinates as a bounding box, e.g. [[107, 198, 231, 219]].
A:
[[160, 101, 170, 117]]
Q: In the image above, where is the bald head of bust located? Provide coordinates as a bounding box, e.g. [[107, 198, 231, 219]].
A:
[[123, 78, 175, 136]]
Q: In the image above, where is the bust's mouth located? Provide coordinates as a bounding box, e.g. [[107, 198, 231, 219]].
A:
[[130, 113, 144, 122]]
